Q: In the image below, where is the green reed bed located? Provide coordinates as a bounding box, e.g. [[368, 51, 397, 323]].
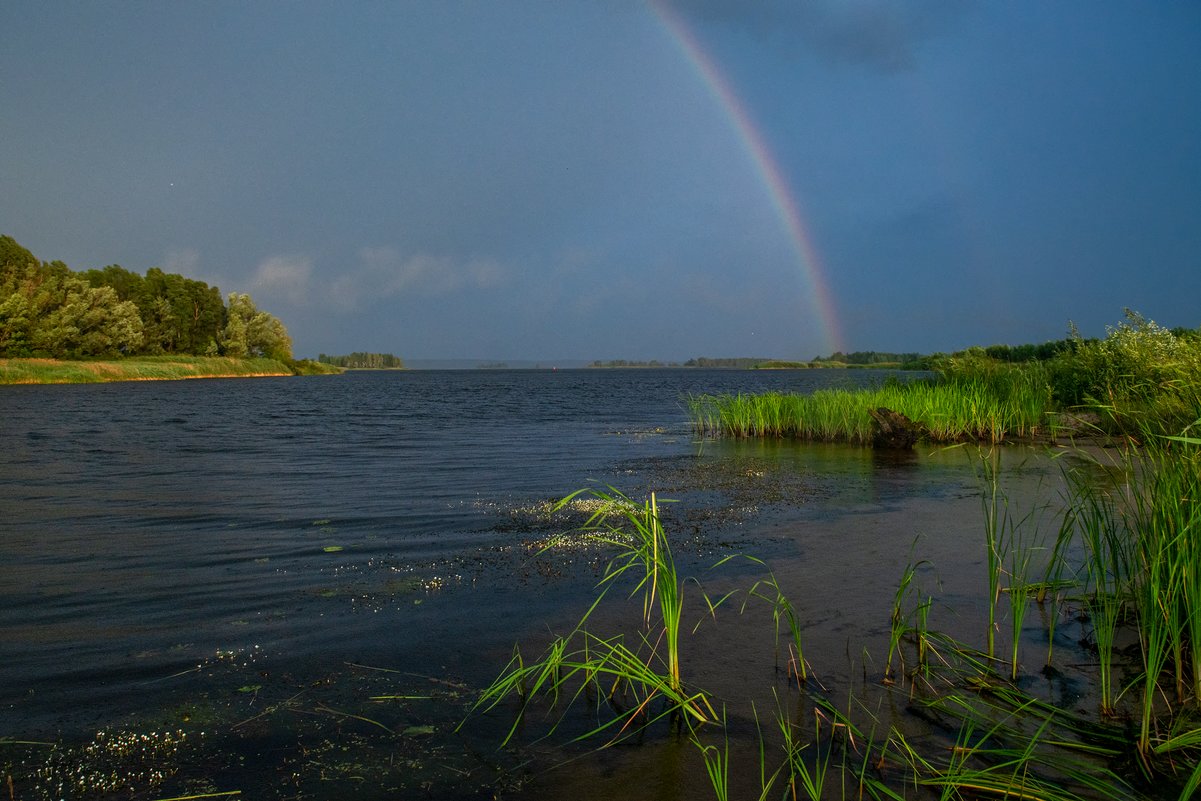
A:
[[688, 370, 1052, 445]]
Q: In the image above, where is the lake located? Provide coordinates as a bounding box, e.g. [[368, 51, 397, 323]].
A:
[[0, 369, 1073, 799]]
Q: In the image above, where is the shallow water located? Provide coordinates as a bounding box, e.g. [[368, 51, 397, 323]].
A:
[[0, 369, 1090, 799]]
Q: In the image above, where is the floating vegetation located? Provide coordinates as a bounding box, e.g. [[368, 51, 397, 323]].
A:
[[10, 728, 198, 799], [2, 648, 498, 800]]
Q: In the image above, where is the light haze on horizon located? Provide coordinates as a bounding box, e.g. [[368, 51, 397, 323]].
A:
[[2, 1, 1199, 362]]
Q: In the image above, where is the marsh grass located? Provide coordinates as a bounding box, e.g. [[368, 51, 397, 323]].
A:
[[728, 558, 809, 683], [688, 367, 1053, 445], [465, 488, 720, 747], [468, 435, 1201, 800], [885, 556, 928, 685], [0, 355, 300, 384]]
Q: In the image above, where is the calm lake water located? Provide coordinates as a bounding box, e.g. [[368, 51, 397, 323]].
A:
[[0, 369, 1074, 799]]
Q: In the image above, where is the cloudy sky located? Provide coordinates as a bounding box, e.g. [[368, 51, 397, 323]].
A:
[[3, 1, 1198, 361]]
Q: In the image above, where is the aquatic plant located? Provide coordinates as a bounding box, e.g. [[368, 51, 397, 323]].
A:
[[465, 488, 719, 746], [687, 370, 1053, 445], [467, 432, 1201, 800]]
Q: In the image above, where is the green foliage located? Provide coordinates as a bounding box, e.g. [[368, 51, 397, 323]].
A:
[[812, 349, 922, 365], [0, 235, 293, 363], [683, 356, 771, 368], [693, 312, 1199, 444], [317, 352, 404, 369], [1040, 311, 1201, 435], [689, 372, 1052, 444], [221, 293, 292, 360]]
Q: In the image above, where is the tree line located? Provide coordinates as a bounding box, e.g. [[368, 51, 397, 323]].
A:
[[316, 352, 404, 369], [0, 235, 291, 360], [811, 350, 924, 365]]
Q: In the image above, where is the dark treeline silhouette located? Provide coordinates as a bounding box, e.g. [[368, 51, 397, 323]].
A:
[[683, 357, 769, 368], [317, 352, 404, 369], [812, 350, 923, 365]]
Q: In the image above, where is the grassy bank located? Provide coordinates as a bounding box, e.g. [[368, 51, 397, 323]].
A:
[[691, 313, 1201, 444], [688, 369, 1053, 445], [0, 355, 342, 385]]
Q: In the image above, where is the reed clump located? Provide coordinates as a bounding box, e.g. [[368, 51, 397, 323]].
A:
[[688, 367, 1052, 445], [880, 440, 1201, 799]]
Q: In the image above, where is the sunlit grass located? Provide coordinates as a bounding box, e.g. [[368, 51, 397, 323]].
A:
[[0, 355, 310, 384], [688, 368, 1053, 445]]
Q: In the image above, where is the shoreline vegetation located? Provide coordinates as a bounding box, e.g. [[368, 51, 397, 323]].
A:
[[473, 437, 1201, 800], [690, 311, 1201, 445], [0, 355, 340, 385], [464, 319, 1201, 801], [1, 235, 296, 368], [316, 351, 404, 369]]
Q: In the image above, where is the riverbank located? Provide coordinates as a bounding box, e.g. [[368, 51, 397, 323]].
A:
[[0, 355, 342, 384]]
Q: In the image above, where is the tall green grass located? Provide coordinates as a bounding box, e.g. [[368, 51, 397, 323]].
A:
[[688, 366, 1053, 445], [464, 489, 718, 746], [691, 315, 1201, 444]]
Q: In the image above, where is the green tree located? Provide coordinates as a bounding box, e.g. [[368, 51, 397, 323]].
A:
[[221, 292, 292, 360], [0, 292, 32, 355], [27, 278, 143, 357]]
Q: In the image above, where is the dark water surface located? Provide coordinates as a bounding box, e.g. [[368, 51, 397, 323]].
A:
[[0, 369, 1069, 799]]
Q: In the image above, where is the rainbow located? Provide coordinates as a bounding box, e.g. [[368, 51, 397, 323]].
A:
[[652, 3, 846, 356]]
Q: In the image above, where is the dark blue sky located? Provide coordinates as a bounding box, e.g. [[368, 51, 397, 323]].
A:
[[3, 1, 1198, 361]]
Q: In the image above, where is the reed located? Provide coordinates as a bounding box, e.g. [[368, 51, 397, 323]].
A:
[[688, 369, 1053, 445], [884, 556, 927, 684], [1005, 535, 1037, 683], [738, 560, 809, 683], [775, 701, 831, 801], [466, 488, 730, 750], [1063, 471, 1129, 716], [467, 430, 1201, 798], [695, 711, 730, 801], [976, 447, 1007, 661]]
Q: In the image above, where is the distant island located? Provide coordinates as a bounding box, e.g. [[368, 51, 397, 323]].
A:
[[317, 352, 404, 369], [588, 353, 927, 370]]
